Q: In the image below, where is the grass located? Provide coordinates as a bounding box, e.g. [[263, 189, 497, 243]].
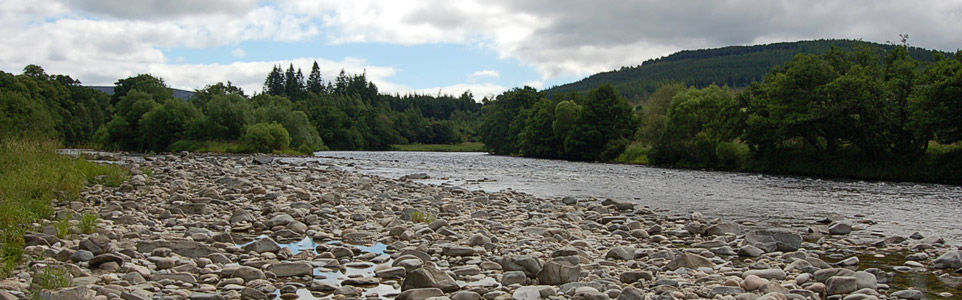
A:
[[79, 212, 98, 235], [0, 138, 128, 277], [31, 265, 72, 290], [390, 142, 485, 152], [54, 212, 72, 239], [410, 210, 437, 224]]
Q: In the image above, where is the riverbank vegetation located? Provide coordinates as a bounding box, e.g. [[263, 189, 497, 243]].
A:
[[0, 139, 127, 276], [479, 40, 962, 184]]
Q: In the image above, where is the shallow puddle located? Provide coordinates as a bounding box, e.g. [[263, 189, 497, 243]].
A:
[[234, 237, 400, 299]]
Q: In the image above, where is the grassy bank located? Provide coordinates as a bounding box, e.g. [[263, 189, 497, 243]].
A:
[[0, 138, 128, 276], [390, 142, 485, 152]]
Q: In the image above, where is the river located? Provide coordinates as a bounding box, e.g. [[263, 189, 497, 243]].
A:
[[306, 151, 962, 245]]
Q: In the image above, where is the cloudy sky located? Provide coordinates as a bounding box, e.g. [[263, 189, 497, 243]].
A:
[[2, 1, 960, 99]]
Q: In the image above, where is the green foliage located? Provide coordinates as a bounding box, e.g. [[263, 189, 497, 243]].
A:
[[140, 99, 201, 152], [54, 212, 72, 239], [546, 39, 944, 102], [0, 138, 126, 276], [241, 122, 291, 153], [0, 67, 109, 145], [563, 84, 636, 161], [915, 50, 962, 144], [112, 74, 172, 104], [31, 265, 73, 290], [479, 86, 542, 155], [79, 212, 98, 235], [410, 210, 436, 224], [651, 85, 735, 167]]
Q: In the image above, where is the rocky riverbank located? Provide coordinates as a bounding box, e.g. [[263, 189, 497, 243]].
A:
[[2, 153, 960, 300]]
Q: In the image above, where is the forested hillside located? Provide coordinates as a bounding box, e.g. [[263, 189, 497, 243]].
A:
[[545, 39, 942, 102]]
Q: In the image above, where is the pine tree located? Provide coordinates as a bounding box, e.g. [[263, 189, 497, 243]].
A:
[[263, 65, 285, 96], [307, 61, 324, 94]]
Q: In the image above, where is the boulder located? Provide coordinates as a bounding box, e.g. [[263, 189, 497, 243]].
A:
[[396, 288, 444, 300], [537, 261, 582, 285], [826, 276, 858, 295], [605, 247, 635, 261], [743, 269, 787, 281], [744, 230, 802, 252], [241, 237, 281, 253], [933, 250, 962, 269], [829, 223, 852, 235], [401, 264, 458, 292], [267, 262, 313, 277], [601, 199, 634, 211], [136, 240, 219, 258], [228, 266, 265, 282], [666, 252, 713, 270], [502, 256, 543, 278], [706, 222, 742, 236]]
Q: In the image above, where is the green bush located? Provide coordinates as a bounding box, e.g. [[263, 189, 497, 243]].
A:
[[241, 122, 291, 153], [79, 212, 98, 235], [31, 265, 72, 290]]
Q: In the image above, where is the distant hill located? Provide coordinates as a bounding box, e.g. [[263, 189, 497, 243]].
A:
[[544, 39, 945, 102], [87, 86, 195, 101]]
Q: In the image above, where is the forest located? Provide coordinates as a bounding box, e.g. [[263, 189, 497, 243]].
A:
[[545, 39, 943, 103], [0, 62, 481, 154], [481, 41, 962, 183], [1, 39, 960, 183]]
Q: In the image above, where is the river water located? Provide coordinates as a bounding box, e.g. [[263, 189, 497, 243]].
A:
[[309, 151, 962, 245]]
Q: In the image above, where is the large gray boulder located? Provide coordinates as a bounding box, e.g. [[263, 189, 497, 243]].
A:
[[241, 237, 281, 253], [666, 253, 713, 270], [933, 250, 962, 269], [401, 263, 458, 292], [267, 262, 313, 277], [537, 260, 582, 285], [744, 229, 802, 252], [502, 256, 543, 278]]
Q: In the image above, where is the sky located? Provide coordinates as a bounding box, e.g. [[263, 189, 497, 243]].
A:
[[2, 1, 961, 100]]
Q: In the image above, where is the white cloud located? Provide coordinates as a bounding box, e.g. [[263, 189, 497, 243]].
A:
[[232, 48, 246, 58], [470, 70, 499, 79]]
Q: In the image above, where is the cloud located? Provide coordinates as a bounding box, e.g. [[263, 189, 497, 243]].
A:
[[59, 0, 259, 20], [470, 70, 499, 79], [232, 48, 246, 58]]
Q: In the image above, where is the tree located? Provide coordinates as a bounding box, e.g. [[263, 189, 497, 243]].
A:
[[563, 84, 635, 161], [307, 61, 324, 94], [915, 50, 962, 144], [113, 74, 172, 105], [651, 85, 735, 166], [263, 65, 285, 96], [140, 99, 200, 152], [478, 86, 541, 155], [242, 122, 290, 153], [518, 98, 561, 158]]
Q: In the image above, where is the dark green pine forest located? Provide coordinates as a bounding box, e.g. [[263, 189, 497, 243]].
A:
[[1, 39, 960, 183]]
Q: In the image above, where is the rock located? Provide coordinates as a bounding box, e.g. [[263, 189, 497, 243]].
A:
[[36, 285, 95, 300], [615, 287, 644, 300], [151, 273, 197, 284], [706, 222, 742, 236], [189, 293, 225, 300], [890, 289, 923, 300], [466, 234, 490, 246], [443, 246, 476, 257], [230, 209, 255, 224], [605, 247, 635, 261], [829, 223, 852, 235], [666, 252, 713, 270], [401, 264, 459, 292], [537, 261, 582, 285], [573, 286, 609, 300], [252, 155, 273, 164], [70, 250, 94, 262], [628, 229, 649, 239], [502, 256, 543, 278], [80, 235, 112, 255], [814, 268, 856, 282], [136, 240, 218, 258], [826, 276, 858, 295], [933, 250, 962, 269], [741, 274, 769, 291], [601, 199, 634, 211], [242, 237, 281, 253], [267, 214, 295, 227], [502, 271, 528, 285], [562, 197, 578, 205], [709, 286, 746, 297], [451, 291, 481, 300], [738, 245, 765, 257], [375, 267, 406, 279], [838, 256, 860, 266], [744, 230, 802, 252], [619, 271, 653, 284], [88, 253, 125, 268], [743, 269, 787, 281], [267, 262, 313, 277], [513, 286, 543, 300], [854, 271, 877, 290], [396, 288, 444, 300], [342, 277, 379, 286]]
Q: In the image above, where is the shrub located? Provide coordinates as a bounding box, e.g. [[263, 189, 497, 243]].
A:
[[31, 265, 73, 290], [410, 210, 436, 224], [79, 212, 98, 235], [54, 213, 72, 239], [241, 122, 290, 153]]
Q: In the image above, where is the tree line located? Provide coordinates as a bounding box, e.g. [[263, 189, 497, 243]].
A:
[[480, 41, 962, 183], [0, 62, 481, 154]]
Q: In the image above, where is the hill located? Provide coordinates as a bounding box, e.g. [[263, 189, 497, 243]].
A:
[[544, 39, 944, 102], [87, 86, 195, 100]]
